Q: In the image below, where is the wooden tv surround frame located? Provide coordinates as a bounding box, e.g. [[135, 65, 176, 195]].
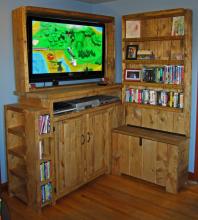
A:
[[5, 6, 192, 211]]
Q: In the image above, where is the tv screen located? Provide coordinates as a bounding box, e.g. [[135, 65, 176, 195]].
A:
[[27, 16, 105, 83]]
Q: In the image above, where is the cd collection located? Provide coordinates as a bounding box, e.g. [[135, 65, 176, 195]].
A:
[[135, 65, 184, 84], [125, 88, 183, 108], [39, 114, 50, 134], [40, 161, 51, 181], [41, 183, 52, 204]]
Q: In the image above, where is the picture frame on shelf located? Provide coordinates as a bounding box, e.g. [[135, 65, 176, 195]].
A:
[[126, 45, 138, 60], [125, 69, 141, 81], [126, 20, 141, 38]]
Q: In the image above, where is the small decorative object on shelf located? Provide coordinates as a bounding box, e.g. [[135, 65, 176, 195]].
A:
[[126, 20, 141, 38], [125, 69, 141, 81], [126, 45, 138, 60], [171, 16, 184, 36], [137, 49, 154, 60]]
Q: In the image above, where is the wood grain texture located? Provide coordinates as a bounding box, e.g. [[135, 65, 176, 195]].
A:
[[112, 125, 189, 193], [122, 8, 192, 137], [3, 175, 198, 220]]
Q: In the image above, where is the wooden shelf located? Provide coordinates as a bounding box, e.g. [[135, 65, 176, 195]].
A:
[[40, 179, 52, 186], [123, 81, 183, 90], [8, 146, 26, 159], [113, 125, 187, 145], [11, 186, 28, 204], [9, 166, 27, 180], [125, 102, 183, 112], [124, 59, 184, 65], [123, 35, 184, 42], [8, 126, 25, 137], [41, 199, 52, 208]]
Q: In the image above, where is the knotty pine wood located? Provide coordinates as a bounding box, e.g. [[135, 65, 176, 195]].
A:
[[122, 8, 192, 136], [2, 175, 198, 220], [112, 125, 189, 193]]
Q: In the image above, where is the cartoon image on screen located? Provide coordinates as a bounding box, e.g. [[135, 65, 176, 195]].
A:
[[32, 20, 104, 75]]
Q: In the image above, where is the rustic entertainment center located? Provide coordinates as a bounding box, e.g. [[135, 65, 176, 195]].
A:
[[5, 6, 192, 212]]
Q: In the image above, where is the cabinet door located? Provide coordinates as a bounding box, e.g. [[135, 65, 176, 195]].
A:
[[119, 135, 142, 178], [142, 139, 167, 186], [86, 110, 109, 179], [54, 116, 85, 196]]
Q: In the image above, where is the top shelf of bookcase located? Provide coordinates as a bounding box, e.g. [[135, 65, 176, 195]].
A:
[[123, 35, 184, 42]]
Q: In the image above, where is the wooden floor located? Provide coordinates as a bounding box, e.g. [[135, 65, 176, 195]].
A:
[[3, 175, 198, 220]]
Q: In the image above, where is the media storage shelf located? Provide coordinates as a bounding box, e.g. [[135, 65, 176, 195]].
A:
[[125, 102, 183, 112], [7, 146, 26, 159], [123, 81, 183, 90], [123, 60, 184, 65], [123, 35, 184, 42]]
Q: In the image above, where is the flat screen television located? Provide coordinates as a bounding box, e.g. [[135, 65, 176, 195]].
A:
[[27, 16, 105, 84]]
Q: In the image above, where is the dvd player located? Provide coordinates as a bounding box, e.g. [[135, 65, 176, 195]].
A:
[[53, 95, 120, 115]]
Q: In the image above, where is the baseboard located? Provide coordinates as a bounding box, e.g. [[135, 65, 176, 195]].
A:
[[188, 172, 198, 181], [0, 182, 8, 192]]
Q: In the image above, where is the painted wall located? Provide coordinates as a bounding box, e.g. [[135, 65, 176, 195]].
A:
[[0, 0, 93, 183], [92, 0, 198, 173]]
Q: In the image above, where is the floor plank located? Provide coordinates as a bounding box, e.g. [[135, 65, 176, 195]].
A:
[[2, 175, 198, 220]]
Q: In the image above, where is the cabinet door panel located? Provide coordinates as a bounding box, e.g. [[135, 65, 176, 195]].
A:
[[142, 139, 157, 183], [119, 134, 130, 175], [156, 142, 167, 186], [86, 111, 108, 179], [55, 116, 84, 195], [130, 136, 142, 178]]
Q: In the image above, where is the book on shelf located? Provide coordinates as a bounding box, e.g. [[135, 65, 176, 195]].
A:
[[39, 114, 50, 135], [40, 161, 51, 181], [125, 88, 183, 108], [41, 183, 52, 204], [136, 65, 184, 84]]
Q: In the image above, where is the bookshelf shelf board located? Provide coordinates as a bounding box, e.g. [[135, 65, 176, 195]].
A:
[[11, 186, 28, 204], [40, 179, 52, 186], [41, 200, 52, 208], [125, 102, 183, 112], [8, 146, 26, 159], [123, 35, 184, 42], [39, 133, 53, 139], [123, 59, 184, 65], [40, 157, 51, 163], [9, 166, 27, 180], [123, 81, 183, 90], [8, 126, 25, 137]]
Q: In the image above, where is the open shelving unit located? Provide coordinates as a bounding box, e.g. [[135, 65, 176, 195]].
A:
[[122, 8, 192, 136], [5, 104, 55, 211]]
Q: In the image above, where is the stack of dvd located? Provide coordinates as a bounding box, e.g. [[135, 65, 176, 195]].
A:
[[125, 88, 184, 108], [142, 65, 184, 84]]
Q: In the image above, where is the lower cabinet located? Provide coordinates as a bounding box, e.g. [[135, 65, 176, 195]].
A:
[[112, 125, 189, 193], [54, 104, 125, 198]]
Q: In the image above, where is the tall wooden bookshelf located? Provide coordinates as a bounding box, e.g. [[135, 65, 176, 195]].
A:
[[122, 8, 192, 136], [111, 8, 192, 193]]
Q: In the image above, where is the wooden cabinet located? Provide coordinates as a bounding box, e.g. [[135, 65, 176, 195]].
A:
[[122, 8, 192, 136], [112, 125, 189, 193], [54, 104, 124, 198]]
